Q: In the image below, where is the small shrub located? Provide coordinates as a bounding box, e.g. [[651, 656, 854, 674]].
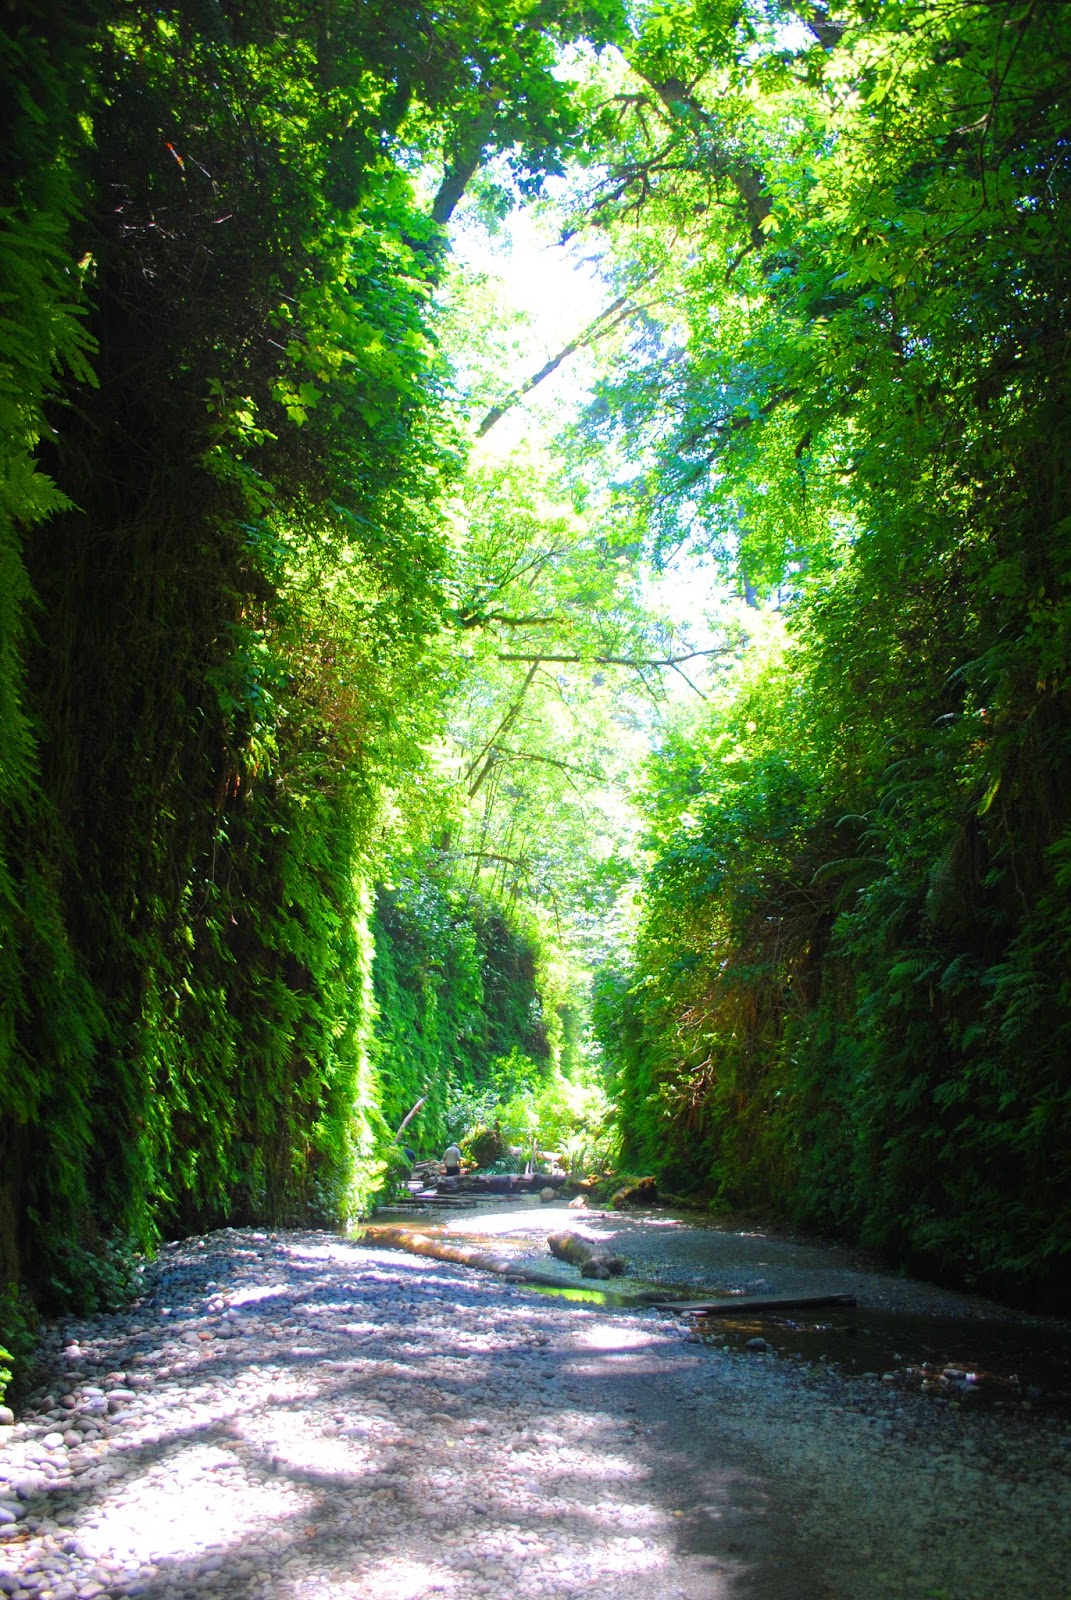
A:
[[41, 1235, 146, 1316], [0, 1284, 39, 1407]]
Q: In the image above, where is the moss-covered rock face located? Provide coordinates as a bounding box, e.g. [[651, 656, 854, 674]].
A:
[[0, 0, 622, 1331], [371, 874, 554, 1158]]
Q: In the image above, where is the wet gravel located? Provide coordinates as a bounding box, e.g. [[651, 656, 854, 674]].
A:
[[0, 1222, 1069, 1600]]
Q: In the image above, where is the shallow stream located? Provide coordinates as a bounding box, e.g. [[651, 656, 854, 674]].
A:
[[373, 1200, 1071, 1412]]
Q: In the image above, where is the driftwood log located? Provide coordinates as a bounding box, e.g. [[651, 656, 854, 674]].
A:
[[358, 1225, 567, 1288], [361, 1224, 512, 1273], [610, 1176, 657, 1208], [547, 1230, 626, 1279]]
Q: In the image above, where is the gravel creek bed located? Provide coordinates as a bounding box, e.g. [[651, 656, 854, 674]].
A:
[[1, 1218, 1069, 1600]]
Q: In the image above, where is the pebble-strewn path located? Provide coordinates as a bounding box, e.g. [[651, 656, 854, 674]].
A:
[[0, 1229, 817, 1600], [1, 1226, 1070, 1600]]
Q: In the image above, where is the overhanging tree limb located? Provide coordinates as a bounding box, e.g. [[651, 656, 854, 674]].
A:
[[643, 74, 774, 253], [791, 4, 845, 51], [432, 98, 499, 226], [477, 290, 653, 436], [676, 387, 798, 462], [496, 647, 725, 669]]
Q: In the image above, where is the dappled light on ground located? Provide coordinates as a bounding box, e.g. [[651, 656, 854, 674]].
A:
[[5, 1222, 1071, 1600], [0, 1230, 777, 1600], [573, 1322, 661, 1352]]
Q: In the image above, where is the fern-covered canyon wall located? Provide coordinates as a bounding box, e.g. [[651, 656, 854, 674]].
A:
[[0, 0, 621, 1327], [586, 0, 1071, 1308], [372, 872, 561, 1155]]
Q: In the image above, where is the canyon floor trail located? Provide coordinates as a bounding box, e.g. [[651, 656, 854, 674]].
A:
[[1, 1216, 1068, 1600]]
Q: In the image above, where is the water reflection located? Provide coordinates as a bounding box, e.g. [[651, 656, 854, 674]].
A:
[[692, 1305, 1071, 1412]]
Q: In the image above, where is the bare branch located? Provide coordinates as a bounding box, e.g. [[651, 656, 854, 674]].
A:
[[477, 289, 653, 436], [488, 745, 603, 780], [667, 661, 709, 700], [496, 647, 725, 669], [454, 611, 564, 630], [466, 660, 540, 798], [458, 543, 572, 612]]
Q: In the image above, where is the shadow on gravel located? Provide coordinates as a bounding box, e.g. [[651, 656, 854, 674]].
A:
[[4, 1242, 828, 1600]]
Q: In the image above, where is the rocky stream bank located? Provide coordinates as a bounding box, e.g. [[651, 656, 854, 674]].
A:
[[1, 1213, 1069, 1600]]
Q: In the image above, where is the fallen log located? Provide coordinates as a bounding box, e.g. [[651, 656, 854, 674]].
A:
[[610, 1176, 658, 1208], [651, 1292, 858, 1315], [359, 1225, 515, 1274], [358, 1225, 576, 1289], [393, 1173, 571, 1204], [548, 1230, 626, 1279], [439, 1173, 568, 1195], [394, 1096, 427, 1141]]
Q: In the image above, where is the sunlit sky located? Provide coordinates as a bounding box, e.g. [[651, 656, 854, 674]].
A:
[[453, 203, 609, 387], [450, 202, 728, 678]]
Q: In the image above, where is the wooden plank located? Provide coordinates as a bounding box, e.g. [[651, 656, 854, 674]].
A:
[[651, 1292, 857, 1315]]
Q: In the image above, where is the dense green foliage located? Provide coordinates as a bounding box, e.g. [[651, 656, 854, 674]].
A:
[[3, 0, 1070, 1391], [372, 869, 552, 1151], [588, 0, 1071, 1305], [371, 851, 617, 1173], [0, 0, 627, 1349]]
